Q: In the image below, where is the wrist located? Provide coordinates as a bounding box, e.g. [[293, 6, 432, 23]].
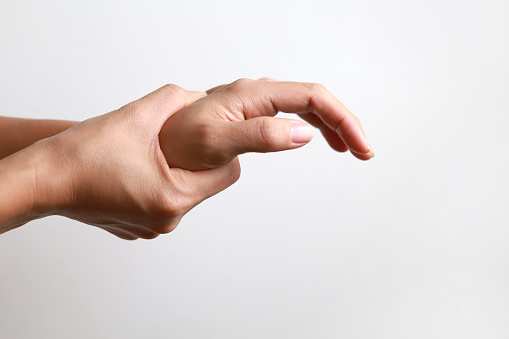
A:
[[0, 142, 50, 232], [29, 136, 76, 217], [0, 135, 75, 234]]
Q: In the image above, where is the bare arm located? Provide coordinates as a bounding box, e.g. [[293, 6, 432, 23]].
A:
[[0, 117, 77, 159], [0, 79, 374, 239], [0, 87, 237, 238]]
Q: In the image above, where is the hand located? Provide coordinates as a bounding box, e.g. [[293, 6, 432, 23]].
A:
[[1, 79, 374, 240], [160, 78, 374, 171], [35, 85, 240, 240]]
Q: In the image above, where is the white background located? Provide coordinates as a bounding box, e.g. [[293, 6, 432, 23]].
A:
[[1, 0, 508, 338]]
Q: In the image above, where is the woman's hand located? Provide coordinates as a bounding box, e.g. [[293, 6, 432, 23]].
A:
[[160, 78, 374, 171], [0, 78, 374, 240], [33, 85, 240, 240]]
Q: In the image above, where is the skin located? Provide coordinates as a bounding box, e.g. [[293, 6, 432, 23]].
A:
[[161, 78, 373, 170], [0, 78, 374, 240], [0, 117, 77, 159]]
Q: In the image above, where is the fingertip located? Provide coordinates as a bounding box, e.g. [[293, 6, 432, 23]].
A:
[[336, 124, 374, 159], [290, 120, 315, 145], [350, 147, 375, 160]]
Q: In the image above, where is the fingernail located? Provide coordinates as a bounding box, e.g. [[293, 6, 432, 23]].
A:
[[351, 145, 375, 158], [365, 139, 375, 157], [366, 147, 375, 157], [291, 121, 315, 144], [351, 133, 375, 157]]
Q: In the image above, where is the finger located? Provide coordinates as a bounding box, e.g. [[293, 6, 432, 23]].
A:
[[319, 126, 349, 152], [206, 84, 227, 95], [152, 216, 183, 235], [225, 79, 374, 159], [299, 114, 349, 152], [174, 158, 241, 206], [135, 84, 207, 125], [187, 91, 208, 104], [206, 77, 277, 95], [103, 224, 160, 240], [103, 228, 139, 240], [120, 226, 160, 239], [220, 117, 315, 156]]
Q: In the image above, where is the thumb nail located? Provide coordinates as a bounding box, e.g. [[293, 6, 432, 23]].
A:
[[291, 121, 315, 144]]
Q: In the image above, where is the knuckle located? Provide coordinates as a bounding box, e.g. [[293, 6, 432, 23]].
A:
[[150, 189, 189, 219], [196, 123, 216, 145], [257, 119, 279, 150], [304, 83, 328, 114], [197, 124, 230, 166], [158, 223, 179, 234], [156, 219, 181, 234], [164, 196, 189, 218], [205, 150, 230, 167], [226, 78, 253, 93], [116, 101, 142, 121], [161, 83, 184, 96], [305, 83, 329, 102], [307, 82, 327, 94]]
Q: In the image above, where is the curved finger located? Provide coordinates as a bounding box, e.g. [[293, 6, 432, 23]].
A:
[[172, 158, 241, 209], [299, 114, 348, 152], [189, 157, 241, 200], [206, 77, 277, 95], [319, 126, 349, 152], [134, 84, 207, 125], [225, 79, 374, 159], [120, 226, 160, 239], [103, 224, 160, 240]]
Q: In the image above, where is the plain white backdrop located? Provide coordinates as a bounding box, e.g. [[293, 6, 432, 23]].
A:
[[1, 0, 508, 338]]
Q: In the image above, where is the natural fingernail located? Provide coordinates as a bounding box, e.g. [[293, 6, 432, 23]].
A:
[[291, 121, 315, 144], [366, 140, 375, 157], [366, 147, 375, 157], [354, 133, 375, 157], [351, 145, 375, 157]]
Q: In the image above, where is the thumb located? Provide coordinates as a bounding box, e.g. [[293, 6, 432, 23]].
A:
[[223, 117, 315, 155]]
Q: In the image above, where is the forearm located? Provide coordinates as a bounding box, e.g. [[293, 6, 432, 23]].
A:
[[0, 148, 39, 233], [0, 117, 77, 159], [0, 140, 62, 234]]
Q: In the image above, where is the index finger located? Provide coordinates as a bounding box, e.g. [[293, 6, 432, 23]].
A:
[[223, 79, 374, 160]]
